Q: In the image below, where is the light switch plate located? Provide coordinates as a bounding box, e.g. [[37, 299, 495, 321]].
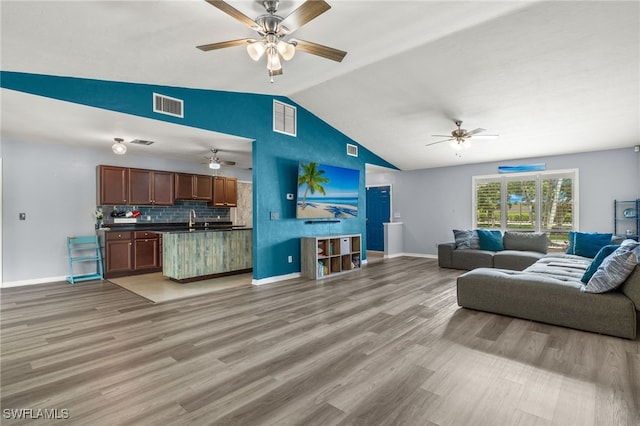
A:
[[270, 211, 279, 220]]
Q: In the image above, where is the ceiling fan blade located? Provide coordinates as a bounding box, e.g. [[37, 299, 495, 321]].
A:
[[464, 128, 486, 136], [292, 39, 347, 62], [204, 0, 260, 31], [197, 38, 253, 51], [431, 134, 453, 138], [219, 160, 236, 166], [469, 134, 499, 139], [425, 138, 454, 147], [278, 0, 331, 34]]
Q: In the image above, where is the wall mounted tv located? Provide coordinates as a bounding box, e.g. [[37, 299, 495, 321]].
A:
[[296, 161, 360, 219]]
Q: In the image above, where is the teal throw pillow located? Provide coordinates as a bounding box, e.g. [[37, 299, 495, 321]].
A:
[[477, 229, 504, 251], [582, 241, 640, 293], [581, 244, 619, 283], [566, 232, 612, 258]]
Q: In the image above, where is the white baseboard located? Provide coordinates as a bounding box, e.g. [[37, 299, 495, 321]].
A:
[[2, 275, 67, 288], [395, 253, 438, 259], [252, 272, 302, 286]]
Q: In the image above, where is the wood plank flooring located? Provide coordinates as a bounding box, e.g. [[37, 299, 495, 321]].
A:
[[1, 257, 639, 425]]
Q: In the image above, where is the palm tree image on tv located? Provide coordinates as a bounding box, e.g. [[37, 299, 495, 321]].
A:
[[298, 162, 328, 210], [297, 162, 359, 219]]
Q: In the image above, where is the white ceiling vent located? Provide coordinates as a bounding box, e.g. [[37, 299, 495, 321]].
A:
[[273, 100, 296, 137], [153, 93, 184, 118], [347, 143, 358, 157]]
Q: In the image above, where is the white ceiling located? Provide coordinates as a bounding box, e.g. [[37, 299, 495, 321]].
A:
[[1, 0, 639, 171]]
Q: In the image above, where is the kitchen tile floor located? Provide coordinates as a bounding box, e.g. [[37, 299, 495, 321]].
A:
[[108, 272, 252, 303]]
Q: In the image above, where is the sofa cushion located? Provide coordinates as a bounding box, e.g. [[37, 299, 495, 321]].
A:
[[503, 231, 548, 253], [494, 250, 546, 271], [582, 241, 640, 294], [453, 229, 479, 250], [451, 249, 494, 270], [581, 244, 619, 283], [566, 231, 612, 258], [477, 229, 504, 251]]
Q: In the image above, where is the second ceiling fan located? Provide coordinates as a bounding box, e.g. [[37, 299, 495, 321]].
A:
[[197, 0, 347, 81]]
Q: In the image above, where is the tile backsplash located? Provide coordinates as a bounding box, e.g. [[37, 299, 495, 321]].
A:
[[99, 200, 231, 225]]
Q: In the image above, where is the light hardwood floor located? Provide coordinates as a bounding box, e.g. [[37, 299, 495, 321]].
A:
[[1, 257, 639, 425]]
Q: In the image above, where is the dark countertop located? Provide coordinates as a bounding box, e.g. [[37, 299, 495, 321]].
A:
[[98, 222, 251, 233]]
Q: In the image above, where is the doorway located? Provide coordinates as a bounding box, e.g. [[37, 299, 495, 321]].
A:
[[366, 185, 391, 252]]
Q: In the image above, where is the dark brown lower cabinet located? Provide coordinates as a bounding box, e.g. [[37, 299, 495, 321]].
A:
[[134, 232, 160, 270], [104, 231, 162, 278]]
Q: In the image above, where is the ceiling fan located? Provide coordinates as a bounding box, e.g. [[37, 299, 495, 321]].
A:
[[427, 120, 499, 151], [203, 148, 236, 169], [197, 0, 347, 81]]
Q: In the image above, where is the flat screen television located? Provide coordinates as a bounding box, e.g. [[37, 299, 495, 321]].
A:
[[296, 161, 360, 219]]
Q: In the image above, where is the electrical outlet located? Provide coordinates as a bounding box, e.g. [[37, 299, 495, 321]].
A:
[[19, 213, 26, 220], [288, 255, 293, 263], [270, 211, 279, 220]]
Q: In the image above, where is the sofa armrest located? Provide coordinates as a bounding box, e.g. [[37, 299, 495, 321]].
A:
[[438, 242, 456, 268]]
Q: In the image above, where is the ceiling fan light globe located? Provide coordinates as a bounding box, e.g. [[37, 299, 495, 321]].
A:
[[267, 48, 282, 71], [277, 41, 295, 60], [246, 41, 266, 61], [209, 161, 221, 170]]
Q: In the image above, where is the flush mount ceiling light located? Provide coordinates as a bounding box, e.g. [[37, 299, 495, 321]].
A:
[[196, 0, 347, 83], [112, 137, 127, 155]]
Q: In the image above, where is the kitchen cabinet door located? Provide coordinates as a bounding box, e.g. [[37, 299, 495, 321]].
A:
[[174, 173, 195, 200], [98, 165, 128, 205], [134, 238, 159, 270], [128, 168, 153, 205], [211, 176, 237, 207], [194, 175, 212, 201], [224, 177, 238, 207], [105, 240, 133, 275], [152, 171, 175, 205], [175, 173, 212, 201]]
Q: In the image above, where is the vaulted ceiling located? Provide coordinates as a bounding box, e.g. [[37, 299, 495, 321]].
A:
[[1, 1, 638, 171]]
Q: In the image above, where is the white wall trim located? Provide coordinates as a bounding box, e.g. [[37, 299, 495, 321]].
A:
[[2, 275, 67, 288], [400, 253, 438, 259], [252, 272, 301, 286]]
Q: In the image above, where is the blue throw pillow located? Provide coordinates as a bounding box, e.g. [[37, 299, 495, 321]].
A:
[[581, 244, 619, 283], [573, 232, 612, 258], [566, 231, 612, 257], [477, 229, 504, 251]]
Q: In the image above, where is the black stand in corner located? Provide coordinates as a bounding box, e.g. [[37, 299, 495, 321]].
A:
[[305, 220, 340, 224]]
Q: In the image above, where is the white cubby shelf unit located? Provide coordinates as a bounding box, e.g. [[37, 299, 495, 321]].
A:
[[301, 234, 362, 279]]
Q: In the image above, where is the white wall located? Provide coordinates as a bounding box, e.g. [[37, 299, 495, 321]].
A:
[[1, 139, 251, 285], [367, 147, 640, 256]]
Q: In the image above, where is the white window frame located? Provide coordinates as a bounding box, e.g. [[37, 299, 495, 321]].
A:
[[472, 168, 579, 232]]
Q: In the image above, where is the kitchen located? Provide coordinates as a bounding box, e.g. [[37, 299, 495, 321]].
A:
[[96, 164, 253, 283]]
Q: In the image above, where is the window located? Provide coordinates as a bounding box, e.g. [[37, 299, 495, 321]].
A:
[[473, 169, 578, 245]]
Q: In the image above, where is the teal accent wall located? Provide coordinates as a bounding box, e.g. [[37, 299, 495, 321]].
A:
[[1, 71, 398, 279]]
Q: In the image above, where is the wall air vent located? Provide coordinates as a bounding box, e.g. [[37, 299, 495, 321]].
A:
[[153, 93, 184, 118], [273, 100, 296, 137], [347, 143, 358, 157], [130, 139, 155, 146]]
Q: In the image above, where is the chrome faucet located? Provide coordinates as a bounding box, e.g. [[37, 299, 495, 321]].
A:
[[189, 209, 196, 228]]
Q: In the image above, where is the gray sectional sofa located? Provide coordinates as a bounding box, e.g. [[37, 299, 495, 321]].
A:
[[438, 231, 548, 271], [457, 254, 640, 339]]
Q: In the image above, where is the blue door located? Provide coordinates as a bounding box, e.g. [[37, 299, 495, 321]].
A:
[[366, 186, 391, 251]]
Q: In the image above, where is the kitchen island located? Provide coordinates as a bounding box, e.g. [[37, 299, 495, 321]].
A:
[[160, 227, 252, 282]]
